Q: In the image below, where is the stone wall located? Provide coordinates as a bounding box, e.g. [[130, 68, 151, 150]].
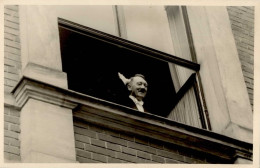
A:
[[227, 6, 254, 109], [4, 5, 21, 162]]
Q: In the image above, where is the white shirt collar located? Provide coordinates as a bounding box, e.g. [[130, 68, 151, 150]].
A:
[[129, 95, 144, 112], [129, 95, 144, 106]]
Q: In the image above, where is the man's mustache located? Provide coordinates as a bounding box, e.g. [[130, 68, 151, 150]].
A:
[[137, 88, 147, 93]]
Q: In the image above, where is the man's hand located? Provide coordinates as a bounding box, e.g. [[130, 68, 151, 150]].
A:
[[118, 72, 130, 85]]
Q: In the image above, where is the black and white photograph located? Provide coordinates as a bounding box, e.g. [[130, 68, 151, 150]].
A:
[[1, 1, 259, 166]]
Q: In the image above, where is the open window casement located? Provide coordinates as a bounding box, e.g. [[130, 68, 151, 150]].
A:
[[58, 5, 210, 130]]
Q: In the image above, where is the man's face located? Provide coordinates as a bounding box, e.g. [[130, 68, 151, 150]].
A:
[[128, 76, 148, 101]]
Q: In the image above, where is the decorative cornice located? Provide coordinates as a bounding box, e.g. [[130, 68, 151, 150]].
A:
[[12, 77, 77, 109], [12, 76, 252, 162]]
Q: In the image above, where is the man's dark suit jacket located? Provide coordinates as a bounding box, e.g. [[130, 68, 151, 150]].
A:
[[123, 97, 149, 113]]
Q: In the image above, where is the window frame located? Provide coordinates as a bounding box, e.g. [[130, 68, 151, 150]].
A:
[[58, 17, 208, 129], [58, 18, 200, 71], [165, 6, 211, 130]]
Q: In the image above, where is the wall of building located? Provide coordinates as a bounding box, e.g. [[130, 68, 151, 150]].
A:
[[4, 5, 21, 93], [4, 5, 22, 162], [74, 119, 232, 163], [186, 6, 252, 142], [55, 5, 117, 36], [123, 6, 175, 55], [227, 6, 254, 109], [5, 5, 119, 163], [4, 5, 253, 163]]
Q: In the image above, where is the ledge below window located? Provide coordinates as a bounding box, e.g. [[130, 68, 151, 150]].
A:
[[12, 76, 252, 163]]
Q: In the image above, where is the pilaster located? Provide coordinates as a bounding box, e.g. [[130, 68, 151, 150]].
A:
[[186, 6, 253, 143], [12, 78, 77, 162], [16, 6, 75, 162], [19, 5, 67, 88]]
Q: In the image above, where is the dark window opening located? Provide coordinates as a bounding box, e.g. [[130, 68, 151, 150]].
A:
[[58, 18, 201, 118]]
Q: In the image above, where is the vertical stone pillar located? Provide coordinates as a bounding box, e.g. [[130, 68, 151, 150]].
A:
[[186, 6, 252, 143], [19, 5, 67, 88], [17, 6, 76, 162], [20, 99, 76, 162]]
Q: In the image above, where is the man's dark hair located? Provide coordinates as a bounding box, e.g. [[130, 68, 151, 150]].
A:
[[128, 74, 147, 87], [132, 74, 146, 80]]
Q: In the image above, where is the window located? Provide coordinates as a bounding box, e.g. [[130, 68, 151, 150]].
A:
[[58, 17, 208, 129]]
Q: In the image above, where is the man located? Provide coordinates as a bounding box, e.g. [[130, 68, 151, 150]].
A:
[[118, 73, 148, 112]]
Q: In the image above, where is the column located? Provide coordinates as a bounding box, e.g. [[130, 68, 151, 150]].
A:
[[186, 6, 253, 143], [20, 99, 77, 162], [17, 6, 76, 162], [19, 5, 67, 88]]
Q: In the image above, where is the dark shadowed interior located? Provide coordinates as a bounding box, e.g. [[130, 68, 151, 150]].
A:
[[59, 26, 176, 117]]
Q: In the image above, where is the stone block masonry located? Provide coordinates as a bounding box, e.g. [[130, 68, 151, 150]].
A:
[[227, 6, 254, 109]]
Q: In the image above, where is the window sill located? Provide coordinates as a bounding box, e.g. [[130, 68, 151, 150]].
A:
[[12, 76, 252, 162]]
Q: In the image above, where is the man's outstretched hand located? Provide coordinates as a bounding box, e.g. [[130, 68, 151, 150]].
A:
[[118, 72, 130, 85]]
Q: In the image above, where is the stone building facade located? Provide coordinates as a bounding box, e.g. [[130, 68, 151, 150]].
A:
[[4, 5, 254, 163]]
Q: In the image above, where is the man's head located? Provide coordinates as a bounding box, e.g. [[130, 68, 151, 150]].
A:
[[127, 74, 148, 101]]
